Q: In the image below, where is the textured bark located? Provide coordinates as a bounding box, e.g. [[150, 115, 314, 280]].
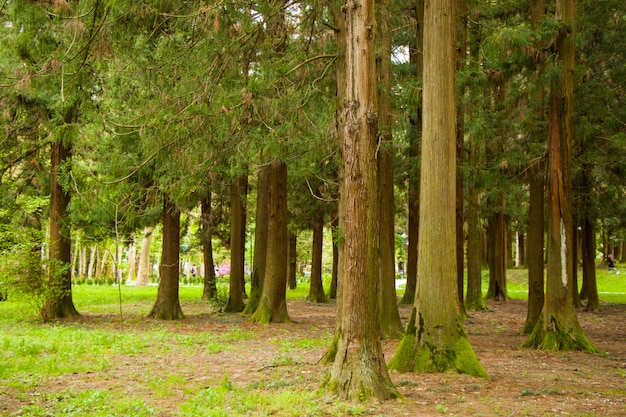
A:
[[399, 0, 423, 307], [523, 0, 597, 352], [376, 0, 402, 338], [136, 227, 154, 286], [523, 173, 545, 334], [201, 195, 217, 301], [251, 160, 289, 323], [225, 174, 247, 313], [329, 212, 338, 299], [148, 199, 184, 320], [42, 132, 79, 321], [308, 210, 326, 303], [244, 168, 269, 312], [321, 0, 398, 400], [389, 0, 486, 378]]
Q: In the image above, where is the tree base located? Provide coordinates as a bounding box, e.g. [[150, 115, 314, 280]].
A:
[[522, 314, 600, 353], [249, 297, 289, 324], [147, 302, 185, 320]]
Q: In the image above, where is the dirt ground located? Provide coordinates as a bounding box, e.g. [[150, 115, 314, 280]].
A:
[[5, 298, 626, 416]]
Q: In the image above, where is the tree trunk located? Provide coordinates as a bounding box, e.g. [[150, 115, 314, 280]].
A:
[[581, 215, 599, 311], [287, 231, 298, 290], [321, 0, 398, 400], [244, 167, 269, 312], [523, 0, 597, 352], [42, 127, 79, 321], [389, 0, 486, 377], [523, 172, 545, 334], [251, 160, 290, 323], [486, 207, 507, 301], [329, 211, 338, 299], [308, 210, 326, 303], [148, 199, 184, 320], [136, 227, 154, 286], [399, 0, 423, 307], [201, 195, 217, 301], [376, 0, 403, 338], [225, 174, 247, 313], [456, 0, 468, 317], [87, 245, 96, 281], [126, 236, 137, 283]]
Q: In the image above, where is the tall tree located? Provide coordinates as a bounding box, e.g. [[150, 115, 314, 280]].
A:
[[225, 174, 248, 313], [523, 0, 597, 352], [376, 0, 403, 338], [250, 159, 290, 323], [321, 0, 398, 400], [148, 198, 184, 320], [201, 195, 217, 301], [389, 0, 486, 376], [307, 209, 327, 303]]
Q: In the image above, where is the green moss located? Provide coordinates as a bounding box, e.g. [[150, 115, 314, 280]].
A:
[[387, 333, 416, 372], [249, 300, 272, 324], [454, 336, 488, 377], [320, 332, 339, 364], [522, 315, 600, 353]]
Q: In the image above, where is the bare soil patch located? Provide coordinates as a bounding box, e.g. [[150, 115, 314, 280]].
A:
[[5, 298, 626, 416]]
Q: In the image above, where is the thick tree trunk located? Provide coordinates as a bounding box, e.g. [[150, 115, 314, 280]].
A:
[[308, 210, 326, 303], [389, 0, 486, 377], [225, 174, 247, 313], [201, 195, 217, 301], [321, 0, 398, 400], [244, 167, 269, 312], [148, 199, 184, 320], [523, 0, 597, 352], [42, 131, 79, 321], [287, 232, 298, 290], [126, 237, 137, 282], [136, 227, 154, 286], [250, 160, 290, 323], [523, 172, 545, 334], [399, 0, 423, 307]]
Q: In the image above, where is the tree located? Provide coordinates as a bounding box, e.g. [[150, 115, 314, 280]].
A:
[[307, 209, 326, 303], [321, 0, 398, 401], [388, 0, 486, 377], [200, 195, 217, 301], [148, 198, 184, 320], [225, 174, 248, 313], [250, 159, 290, 323], [523, 0, 597, 352]]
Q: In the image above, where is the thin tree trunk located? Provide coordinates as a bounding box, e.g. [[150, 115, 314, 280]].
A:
[[399, 0, 423, 307], [148, 199, 184, 320], [377, 0, 402, 338], [287, 232, 298, 290], [329, 213, 338, 299], [523, 172, 545, 334], [126, 236, 137, 283], [581, 215, 599, 311], [250, 160, 290, 323], [244, 167, 269, 312], [42, 125, 79, 321], [225, 174, 247, 313], [201, 195, 217, 301], [87, 245, 96, 281], [308, 210, 326, 303]]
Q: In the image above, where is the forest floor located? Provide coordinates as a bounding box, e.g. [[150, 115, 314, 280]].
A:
[[3, 297, 626, 416]]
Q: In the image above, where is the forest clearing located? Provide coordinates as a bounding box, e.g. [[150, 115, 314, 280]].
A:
[[1, 274, 625, 417]]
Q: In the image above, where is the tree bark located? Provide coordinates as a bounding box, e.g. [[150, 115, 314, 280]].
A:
[[201, 195, 217, 301], [321, 0, 398, 400], [287, 231, 298, 290], [136, 227, 154, 286], [581, 215, 599, 311], [329, 211, 338, 299], [148, 198, 184, 320], [389, 0, 486, 377], [225, 174, 247, 313], [244, 167, 269, 312], [523, 172, 545, 333], [42, 124, 79, 321], [308, 210, 326, 303], [376, 0, 403, 338], [523, 0, 597, 352], [250, 159, 290, 323], [487, 208, 507, 301], [399, 0, 423, 307]]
